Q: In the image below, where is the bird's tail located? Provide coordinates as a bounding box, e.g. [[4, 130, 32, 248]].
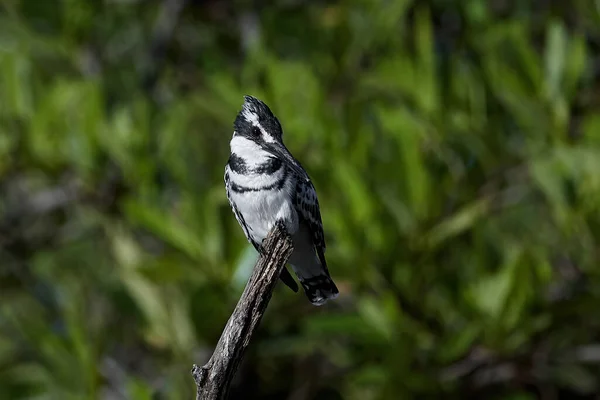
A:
[[287, 223, 339, 306], [297, 272, 339, 306], [288, 254, 339, 306]]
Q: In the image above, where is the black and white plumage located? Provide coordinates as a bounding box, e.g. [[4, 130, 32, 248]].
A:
[[224, 95, 339, 306]]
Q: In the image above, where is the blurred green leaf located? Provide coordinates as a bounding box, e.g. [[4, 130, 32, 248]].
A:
[[122, 199, 205, 262], [0, 52, 33, 118], [466, 252, 514, 320], [545, 20, 567, 99], [127, 378, 154, 400], [1, 1, 599, 398], [424, 198, 490, 249], [563, 34, 587, 99]]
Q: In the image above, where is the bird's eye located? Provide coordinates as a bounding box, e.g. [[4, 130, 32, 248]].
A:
[[251, 126, 261, 136]]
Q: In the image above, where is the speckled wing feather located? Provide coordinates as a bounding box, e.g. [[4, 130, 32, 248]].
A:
[[294, 179, 329, 272], [224, 166, 255, 247]]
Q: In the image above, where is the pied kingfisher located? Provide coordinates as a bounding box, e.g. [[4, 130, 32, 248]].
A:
[[224, 95, 339, 306]]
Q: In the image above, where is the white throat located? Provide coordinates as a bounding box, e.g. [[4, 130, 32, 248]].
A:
[[230, 135, 271, 167]]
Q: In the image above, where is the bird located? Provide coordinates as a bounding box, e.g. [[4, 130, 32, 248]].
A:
[[224, 95, 339, 306]]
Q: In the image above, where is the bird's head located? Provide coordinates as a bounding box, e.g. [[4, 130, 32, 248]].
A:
[[232, 95, 309, 182], [234, 95, 284, 144]]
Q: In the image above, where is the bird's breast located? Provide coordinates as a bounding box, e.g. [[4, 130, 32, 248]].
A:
[[226, 160, 298, 241]]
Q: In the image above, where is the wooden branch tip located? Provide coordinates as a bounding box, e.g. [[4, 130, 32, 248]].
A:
[[192, 223, 294, 400]]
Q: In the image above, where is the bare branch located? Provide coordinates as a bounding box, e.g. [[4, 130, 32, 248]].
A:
[[191, 222, 294, 400]]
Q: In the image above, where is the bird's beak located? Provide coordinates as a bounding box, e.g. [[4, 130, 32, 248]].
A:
[[263, 142, 310, 182]]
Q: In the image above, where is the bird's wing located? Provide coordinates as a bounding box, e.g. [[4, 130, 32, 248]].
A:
[[294, 179, 330, 272], [224, 165, 255, 246]]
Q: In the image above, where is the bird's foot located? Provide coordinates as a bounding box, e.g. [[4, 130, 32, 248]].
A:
[[258, 243, 267, 256], [274, 220, 291, 239], [258, 221, 290, 255], [275, 219, 286, 232]]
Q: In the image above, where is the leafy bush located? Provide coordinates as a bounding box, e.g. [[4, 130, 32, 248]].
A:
[[1, 0, 599, 398]]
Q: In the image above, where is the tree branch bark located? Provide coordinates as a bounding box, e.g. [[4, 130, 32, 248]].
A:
[[191, 222, 294, 400]]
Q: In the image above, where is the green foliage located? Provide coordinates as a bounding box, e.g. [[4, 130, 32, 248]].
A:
[[1, 0, 600, 398]]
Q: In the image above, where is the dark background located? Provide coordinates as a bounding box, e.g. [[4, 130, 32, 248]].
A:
[[1, 0, 600, 399]]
